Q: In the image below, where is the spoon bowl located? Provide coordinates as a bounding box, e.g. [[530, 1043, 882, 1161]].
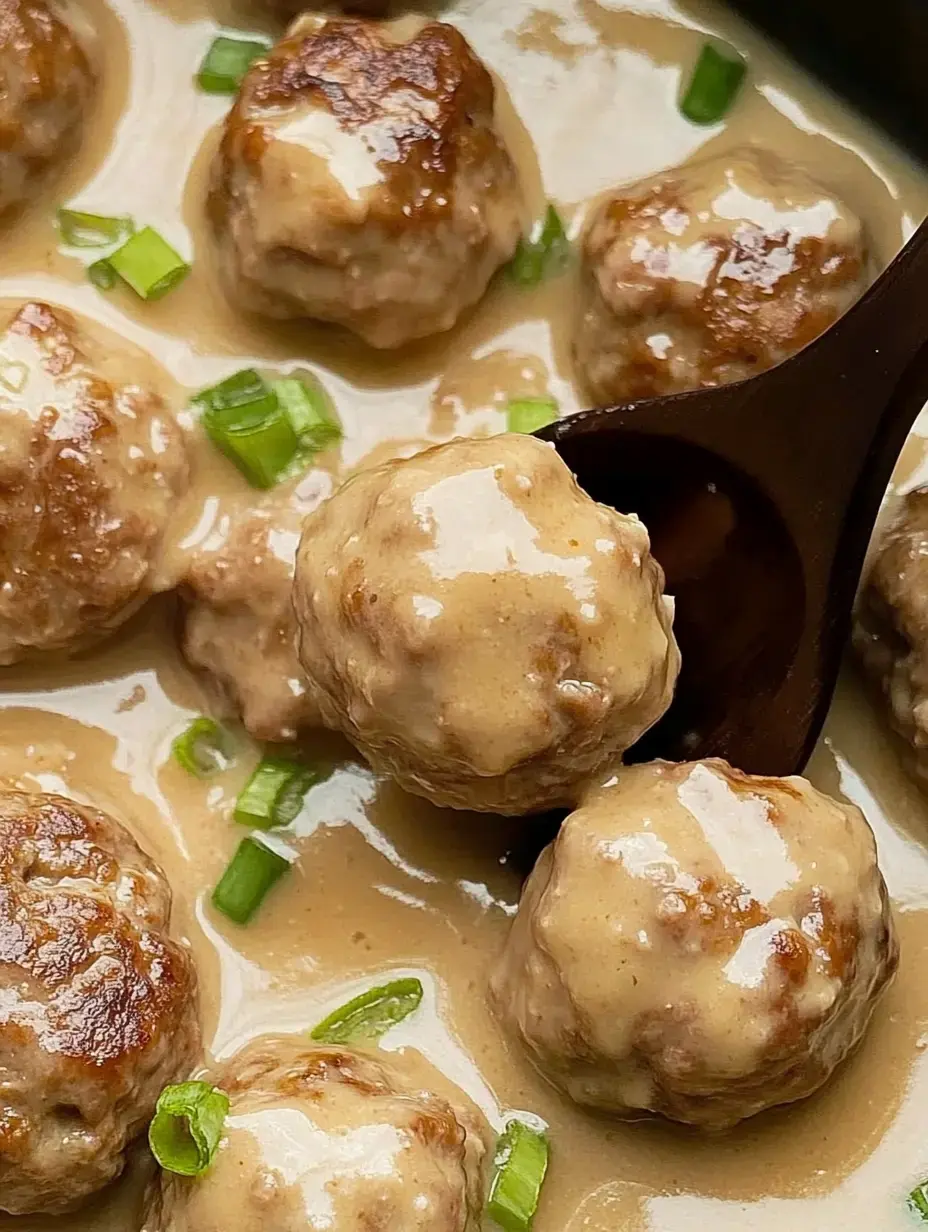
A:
[[545, 218, 928, 775]]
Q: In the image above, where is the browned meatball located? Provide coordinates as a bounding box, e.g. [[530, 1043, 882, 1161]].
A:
[[853, 487, 928, 781], [143, 1037, 488, 1232], [573, 147, 869, 403], [0, 0, 96, 217], [0, 790, 200, 1215], [181, 496, 322, 742], [0, 301, 189, 664], [208, 15, 523, 348], [490, 760, 897, 1130]]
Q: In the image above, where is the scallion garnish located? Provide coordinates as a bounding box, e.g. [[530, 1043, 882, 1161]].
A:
[[680, 42, 747, 125], [148, 1081, 229, 1177], [909, 1183, 928, 1220], [272, 376, 343, 452], [212, 834, 291, 924], [311, 977, 424, 1044], [105, 226, 190, 301], [487, 1119, 550, 1232], [234, 756, 318, 829], [197, 35, 271, 94], [509, 205, 570, 286], [506, 396, 559, 435], [195, 369, 299, 489], [172, 717, 232, 778], [56, 208, 134, 248]]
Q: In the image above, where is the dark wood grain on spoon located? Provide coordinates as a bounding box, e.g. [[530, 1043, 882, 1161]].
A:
[[542, 218, 928, 777]]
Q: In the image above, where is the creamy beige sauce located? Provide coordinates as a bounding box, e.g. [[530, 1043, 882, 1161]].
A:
[[3, 0, 928, 1228]]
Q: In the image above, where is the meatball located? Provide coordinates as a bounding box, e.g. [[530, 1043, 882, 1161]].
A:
[[293, 434, 679, 814], [181, 494, 323, 742], [0, 301, 189, 664], [208, 14, 523, 348], [573, 147, 869, 404], [489, 759, 897, 1130], [0, 0, 96, 218], [143, 1037, 488, 1232], [853, 486, 928, 781], [0, 790, 200, 1215]]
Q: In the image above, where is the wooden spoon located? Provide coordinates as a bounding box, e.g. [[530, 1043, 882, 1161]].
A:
[[542, 218, 928, 776]]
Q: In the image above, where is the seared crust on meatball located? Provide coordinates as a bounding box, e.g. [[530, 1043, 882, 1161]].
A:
[[208, 15, 523, 348], [293, 435, 679, 814], [143, 1037, 488, 1232], [853, 487, 928, 780], [0, 790, 200, 1214], [490, 760, 897, 1129], [574, 147, 868, 403], [181, 496, 322, 742], [0, 0, 96, 217], [0, 301, 189, 664]]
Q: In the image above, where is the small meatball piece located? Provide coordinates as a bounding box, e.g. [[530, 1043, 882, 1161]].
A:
[[574, 147, 869, 403], [0, 790, 200, 1215], [490, 760, 897, 1130], [143, 1037, 488, 1232], [208, 15, 523, 348], [181, 494, 324, 742], [293, 435, 679, 814], [0, 0, 96, 217], [853, 487, 928, 781], [0, 301, 189, 664]]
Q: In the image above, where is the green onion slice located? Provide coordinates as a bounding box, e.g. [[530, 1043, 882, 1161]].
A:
[[487, 1119, 550, 1232], [195, 370, 298, 489], [680, 42, 747, 125], [506, 396, 559, 435], [106, 226, 190, 301], [272, 376, 343, 452], [172, 717, 232, 777], [909, 1183, 928, 1220], [56, 208, 134, 248], [234, 757, 318, 829], [311, 977, 424, 1044], [88, 258, 117, 290], [148, 1081, 229, 1177], [510, 205, 570, 286], [197, 35, 271, 94], [212, 834, 291, 925]]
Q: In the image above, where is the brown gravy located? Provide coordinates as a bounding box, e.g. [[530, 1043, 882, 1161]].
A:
[[3, 0, 928, 1229]]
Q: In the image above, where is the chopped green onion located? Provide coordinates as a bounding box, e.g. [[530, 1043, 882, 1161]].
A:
[[509, 205, 570, 286], [212, 835, 291, 925], [197, 35, 271, 94], [148, 1081, 229, 1177], [56, 208, 134, 248], [172, 717, 232, 777], [234, 757, 319, 829], [106, 226, 190, 301], [311, 977, 424, 1044], [680, 42, 747, 124], [272, 377, 343, 452], [487, 1119, 549, 1232], [88, 257, 117, 290], [909, 1183, 928, 1220], [195, 370, 299, 489], [506, 397, 559, 435]]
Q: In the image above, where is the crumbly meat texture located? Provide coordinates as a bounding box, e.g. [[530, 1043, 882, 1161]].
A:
[[293, 434, 679, 815], [489, 759, 897, 1130], [181, 498, 322, 742], [0, 790, 200, 1215], [573, 147, 869, 404], [0, 301, 189, 664], [853, 487, 928, 780], [208, 14, 523, 348], [0, 0, 96, 216], [143, 1037, 488, 1232]]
